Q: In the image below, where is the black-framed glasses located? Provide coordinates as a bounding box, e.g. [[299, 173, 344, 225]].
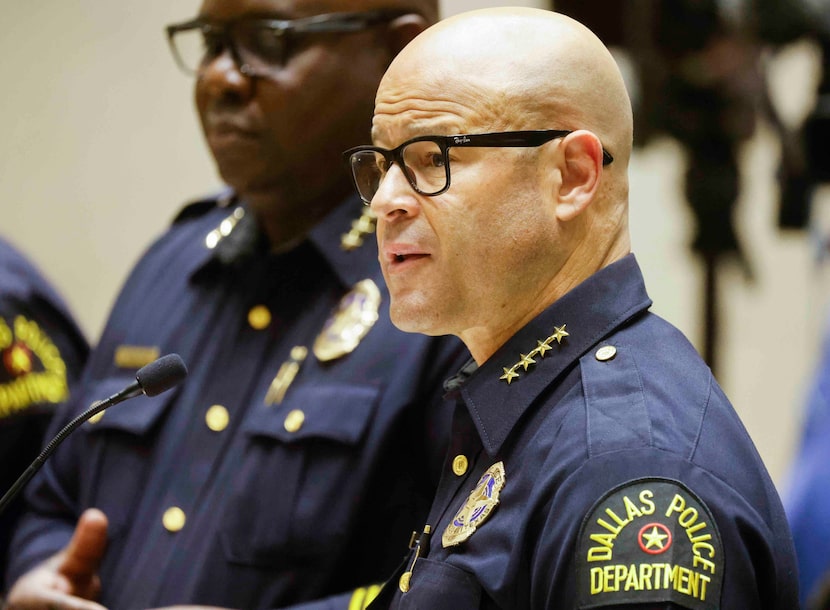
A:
[[165, 10, 407, 79], [343, 130, 614, 205]]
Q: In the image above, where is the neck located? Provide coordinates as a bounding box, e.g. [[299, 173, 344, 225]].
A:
[[461, 231, 631, 365], [240, 181, 352, 251]]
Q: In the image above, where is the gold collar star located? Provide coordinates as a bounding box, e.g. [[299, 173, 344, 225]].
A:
[[499, 368, 520, 383], [499, 324, 569, 384]]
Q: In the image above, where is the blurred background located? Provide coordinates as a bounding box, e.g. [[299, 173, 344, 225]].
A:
[[2, 0, 829, 488]]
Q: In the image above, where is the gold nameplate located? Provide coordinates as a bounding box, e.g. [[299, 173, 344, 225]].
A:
[[114, 345, 160, 370], [442, 461, 506, 548], [313, 279, 381, 362]]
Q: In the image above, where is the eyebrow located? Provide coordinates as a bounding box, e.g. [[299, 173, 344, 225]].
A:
[[371, 120, 465, 145]]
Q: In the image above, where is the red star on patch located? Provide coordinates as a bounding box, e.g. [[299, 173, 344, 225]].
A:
[[638, 523, 672, 555], [3, 342, 34, 377]]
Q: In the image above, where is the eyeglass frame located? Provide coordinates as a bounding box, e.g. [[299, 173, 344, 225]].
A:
[[165, 9, 409, 78], [343, 129, 615, 205]]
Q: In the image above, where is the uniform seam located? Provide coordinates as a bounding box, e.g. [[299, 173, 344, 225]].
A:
[[687, 373, 713, 462]]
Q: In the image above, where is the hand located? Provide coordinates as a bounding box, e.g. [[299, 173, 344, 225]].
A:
[[4, 508, 109, 610]]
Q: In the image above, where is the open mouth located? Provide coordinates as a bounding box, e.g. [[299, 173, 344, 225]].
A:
[[391, 253, 429, 265]]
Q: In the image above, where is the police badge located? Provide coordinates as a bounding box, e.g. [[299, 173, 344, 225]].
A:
[[313, 279, 381, 362], [442, 461, 506, 548]]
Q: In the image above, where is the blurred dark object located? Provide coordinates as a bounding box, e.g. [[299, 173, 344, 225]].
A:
[[555, 0, 829, 371], [809, 569, 830, 610]]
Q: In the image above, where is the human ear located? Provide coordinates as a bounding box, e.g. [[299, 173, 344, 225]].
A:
[[384, 14, 431, 57], [555, 130, 604, 222]]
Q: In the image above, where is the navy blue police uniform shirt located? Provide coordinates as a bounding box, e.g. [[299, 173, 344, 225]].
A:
[[0, 236, 89, 591], [6, 194, 468, 609], [374, 254, 799, 610]]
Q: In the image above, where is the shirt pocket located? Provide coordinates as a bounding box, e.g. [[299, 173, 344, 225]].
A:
[[220, 383, 380, 567], [79, 376, 176, 539], [398, 557, 483, 609]]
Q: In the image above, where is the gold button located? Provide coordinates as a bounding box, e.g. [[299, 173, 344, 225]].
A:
[[205, 405, 229, 432], [248, 305, 271, 330], [88, 411, 105, 424], [595, 345, 617, 362], [162, 506, 186, 532], [452, 455, 469, 476], [284, 409, 305, 433]]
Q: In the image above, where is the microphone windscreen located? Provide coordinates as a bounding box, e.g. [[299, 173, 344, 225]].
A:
[[135, 354, 188, 397]]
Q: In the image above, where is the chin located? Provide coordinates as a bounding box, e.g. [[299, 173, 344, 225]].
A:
[[389, 300, 446, 337]]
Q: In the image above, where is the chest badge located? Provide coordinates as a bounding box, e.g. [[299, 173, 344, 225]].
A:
[[442, 461, 506, 548], [313, 279, 381, 362]]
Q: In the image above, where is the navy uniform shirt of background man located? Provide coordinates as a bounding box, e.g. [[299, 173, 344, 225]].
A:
[[343, 6, 801, 609], [4, 1, 469, 609], [0, 236, 89, 596]]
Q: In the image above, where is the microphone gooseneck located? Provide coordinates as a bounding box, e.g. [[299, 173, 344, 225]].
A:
[[0, 354, 188, 516]]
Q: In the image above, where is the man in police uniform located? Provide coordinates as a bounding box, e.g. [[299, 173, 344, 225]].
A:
[[4, 1, 468, 609], [0, 236, 89, 593], [344, 7, 800, 608]]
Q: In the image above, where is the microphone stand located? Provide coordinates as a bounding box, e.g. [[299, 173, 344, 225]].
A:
[[0, 383, 141, 517]]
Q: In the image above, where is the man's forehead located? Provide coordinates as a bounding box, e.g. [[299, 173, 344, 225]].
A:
[[372, 73, 507, 145]]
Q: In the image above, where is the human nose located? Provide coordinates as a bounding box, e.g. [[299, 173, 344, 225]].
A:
[[370, 164, 420, 221], [197, 47, 254, 100]]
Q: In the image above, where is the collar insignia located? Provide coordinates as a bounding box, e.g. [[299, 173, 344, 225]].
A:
[[205, 206, 245, 250], [499, 324, 569, 384], [340, 208, 377, 251], [442, 461, 506, 548]]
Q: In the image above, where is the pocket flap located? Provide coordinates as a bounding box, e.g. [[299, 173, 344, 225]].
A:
[[80, 376, 175, 436], [242, 383, 380, 445]]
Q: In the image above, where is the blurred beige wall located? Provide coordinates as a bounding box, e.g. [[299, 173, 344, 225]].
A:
[[1, 0, 826, 490]]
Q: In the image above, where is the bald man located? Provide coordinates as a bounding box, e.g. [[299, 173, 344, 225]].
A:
[[344, 7, 799, 609], [4, 1, 468, 609]]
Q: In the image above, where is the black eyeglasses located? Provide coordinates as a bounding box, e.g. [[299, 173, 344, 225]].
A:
[[165, 10, 407, 79], [343, 130, 614, 205]]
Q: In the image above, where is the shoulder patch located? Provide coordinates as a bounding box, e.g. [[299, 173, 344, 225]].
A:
[[576, 477, 723, 610], [0, 315, 69, 418]]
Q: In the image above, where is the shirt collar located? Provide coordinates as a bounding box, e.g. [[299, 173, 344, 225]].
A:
[[191, 193, 381, 290], [453, 254, 652, 457]]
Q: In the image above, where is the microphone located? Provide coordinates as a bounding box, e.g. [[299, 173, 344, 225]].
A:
[[0, 353, 187, 516]]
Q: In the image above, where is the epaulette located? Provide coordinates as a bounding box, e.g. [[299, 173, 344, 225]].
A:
[[171, 190, 235, 226]]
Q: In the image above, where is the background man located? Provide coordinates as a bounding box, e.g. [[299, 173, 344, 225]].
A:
[[345, 7, 800, 608], [4, 1, 466, 609]]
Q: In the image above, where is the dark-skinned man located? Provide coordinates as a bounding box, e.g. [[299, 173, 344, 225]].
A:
[[4, 1, 466, 609]]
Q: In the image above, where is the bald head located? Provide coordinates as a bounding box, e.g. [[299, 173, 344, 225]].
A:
[[376, 7, 633, 166]]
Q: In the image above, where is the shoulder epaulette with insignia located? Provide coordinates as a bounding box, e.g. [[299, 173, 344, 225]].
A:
[[171, 191, 235, 226]]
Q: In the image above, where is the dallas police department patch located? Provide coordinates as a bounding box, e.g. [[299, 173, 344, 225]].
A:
[[442, 461, 506, 548], [0, 315, 69, 418], [576, 478, 723, 610]]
